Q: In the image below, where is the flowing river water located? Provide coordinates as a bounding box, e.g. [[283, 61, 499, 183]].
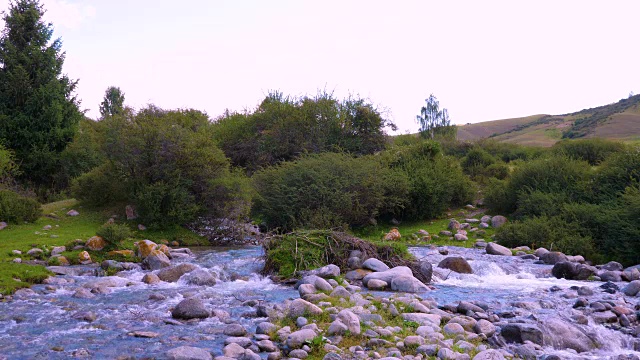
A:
[[0, 245, 639, 359]]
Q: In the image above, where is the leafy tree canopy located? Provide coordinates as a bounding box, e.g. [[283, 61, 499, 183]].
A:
[[99, 86, 125, 118], [416, 94, 455, 140]]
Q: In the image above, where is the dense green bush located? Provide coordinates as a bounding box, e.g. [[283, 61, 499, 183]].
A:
[[495, 216, 596, 260], [213, 92, 395, 172], [552, 138, 626, 165], [0, 190, 41, 223], [253, 152, 409, 231], [96, 223, 133, 247], [486, 156, 591, 214], [593, 149, 640, 201], [71, 163, 129, 207], [73, 105, 248, 228]]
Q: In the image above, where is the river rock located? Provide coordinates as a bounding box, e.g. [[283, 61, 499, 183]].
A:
[[286, 329, 317, 349], [390, 275, 429, 292], [500, 323, 544, 345], [623, 280, 640, 296], [402, 313, 441, 326], [541, 252, 569, 265], [0, 221, 7, 230], [142, 273, 161, 284], [473, 319, 496, 337], [51, 246, 66, 256], [256, 322, 277, 335], [27, 248, 44, 257], [345, 269, 371, 281], [224, 336, 252, 348], [299, 284, 316, 297], [480, 215, 492, 223], [158, 264, 198, 283], [166, 346, 212, 360], [448, 219, 461, 231], [223, 324, 247, 336], [417, 260, 433, 284], [136, 239, 158, 258], [551, 262, 596, 280], [330, 285, 350, 298], [533, 247, 549, 258], [328, 319, 348, 335], [337, 309, 361, 335], [601, 261, 624, 271], [362, 258, 390, 272], [142, 249, 171, 270], [486, 243, 512, 256], [490, 215, 507, 228], [367, 279, 388, 290], [78, 251, 91, 264], [172, 298, 210, 320], [443, 323, 465, 335], [473, 350, 505, 360], [599, 270, 622, 282], [438, 257, 473, 274], [73, 288, 95, 299], [362, 266, 413, 287], [85, 236, 106, 251], [454, 233, 468, 241], [458, 301, 484, 314], [622, 268, 640, 282], [223, 343, 245, 358], [183, 269, 217, 286], [541, 318, 595, 353], [66, 209, 80, 216], [440, 230, 453, 236], [288, 299, 323, 318], [289, 349, 308, 359], [307, 264, 340, 278]]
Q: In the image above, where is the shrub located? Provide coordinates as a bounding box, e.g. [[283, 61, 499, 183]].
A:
[[253, 152, 408, 231], [495, 216, 595, 259], [593, 148, 640, 201], [0, 190, 41, 223], [96, 223, 133, 247], [135, 181, 200, 228], [71, 163, 129, 207], [552, 138, 626, 165]]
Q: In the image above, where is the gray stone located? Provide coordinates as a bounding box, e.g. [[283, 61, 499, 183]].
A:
[[323, 353, 342, 360], [289, 349, 308, 359], [490, 215, 507, 228], [183, 269, 217, 286], [286, 329, 317, 349], [298, 284, 317, 297], [157, 263, 197, 282], [330, 286, 351, 298], [448, 219, 461, 231], [362, 266, 413, 287], [345, 269, 371, 281], [367, 279, 388, 290], [601, 261, 624, 271], [347, 256, 362, 269], [480, 215, 492, 223], [541, 318, 596, 353], [73, 288, 95, 299], [224, 336, 252, 348], [472, 350, 505, 360], [142, 251, 171, 270], [443, 323, 465, 335], [296, 317, 308, 328], [486, 243, 512, 256], [223, 324, 247, 336], [166, 346, 213, 360], [172, 298, 210, 320], [404, 335, 424, 347], [437, 257, 473, 274], [390, 275, 429, 293], [623, 281, 640, 296], [142, 273, 161, 284], [51, 246, 66, 256], [256, 340, 278, 352], [402, 313, 441, 326], [500, 323, 543, 345], [541, 252, 568, 265], [454, 233, 468, 241], [27, 248, 44, 256], [448, 315, 477, 331], [473, 319, 496, 337], [551, 261, 596, 280], [417, 260, 433, 283], [255, 322, 277, 335], [362, 258, 390, 272], [308, 264, 340, 278], [337, 309, 361, 335], [288, 299, 323, 318], [416, 344, 438, 356], [533, 247, 549, 258], [599, 270, 622, 282], [223, 343, 245, 358], [622, 268, 640, 282], [327, 319, 348, 335], [458, 301, 484, 314]]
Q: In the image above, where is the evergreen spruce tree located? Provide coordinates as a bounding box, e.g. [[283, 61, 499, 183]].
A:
[[0, 0, 82, 189]]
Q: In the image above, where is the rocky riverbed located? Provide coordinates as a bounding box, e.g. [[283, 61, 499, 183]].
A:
[[1, 244, 640, 360]]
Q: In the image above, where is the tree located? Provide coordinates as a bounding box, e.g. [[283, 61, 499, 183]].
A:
[[0, 0, 82, 189], [416, 94, 454, 139], [99, 86, 125, 118]]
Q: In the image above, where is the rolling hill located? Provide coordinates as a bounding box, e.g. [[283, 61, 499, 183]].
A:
[[457, 94, 640, 146]]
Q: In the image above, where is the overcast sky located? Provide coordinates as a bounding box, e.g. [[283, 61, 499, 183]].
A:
[[2, 0, 639, 133]]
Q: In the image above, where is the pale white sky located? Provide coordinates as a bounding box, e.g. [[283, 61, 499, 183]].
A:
[[2, 0, 639, 133]]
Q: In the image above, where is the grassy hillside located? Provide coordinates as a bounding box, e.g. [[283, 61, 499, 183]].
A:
[[457, 95, 640, 146]]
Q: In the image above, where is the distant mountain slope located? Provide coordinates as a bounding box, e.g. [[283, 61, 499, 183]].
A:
[[457, 95, 640, 146]]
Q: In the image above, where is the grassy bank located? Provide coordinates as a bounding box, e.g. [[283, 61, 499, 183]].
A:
[[0, 199, 208, 295]]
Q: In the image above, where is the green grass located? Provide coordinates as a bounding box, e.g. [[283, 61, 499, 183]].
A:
[[0, 199, 208, 295]]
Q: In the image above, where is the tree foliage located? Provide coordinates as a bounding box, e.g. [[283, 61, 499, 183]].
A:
[[416, 94, 455, 140], [99, 86, 125, 118], [0, 0, 82, 189]]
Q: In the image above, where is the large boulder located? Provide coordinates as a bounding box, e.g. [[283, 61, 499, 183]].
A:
[[171, 298, 209, 320], [287, 299, 323, 318], [337, 309, 361, 335], [551, 262, 596, 280], [541, 318, 596, 353], [540, 252, 569, 265], [362, 266, 413, 287], [166, 346, 212, 360], [362, 258, 390, 272], [85, 236, 106, 251], [142, 249, 171, 270], [390, 276, 429, 293], [182, 269, 217, 286], [417, 260, 433, 284], [437, 257, 473, 274], [286, 329, 317, 349], [600, 261, 623, 271], [500, 323, 544, 345], [623, 280, 640, 296], [156, 263, 197, 282], [136, 239, 158, 258], [490, 216, 507, 228], [486, 243, 512, 256]]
